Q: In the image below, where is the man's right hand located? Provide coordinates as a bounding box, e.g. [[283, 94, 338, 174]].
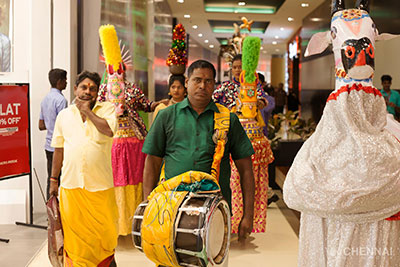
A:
[[238, 214, 253, 242], [49, 180, 59, 197]]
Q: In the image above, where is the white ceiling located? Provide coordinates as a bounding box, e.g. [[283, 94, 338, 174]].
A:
[[166, 0, 325, 59]]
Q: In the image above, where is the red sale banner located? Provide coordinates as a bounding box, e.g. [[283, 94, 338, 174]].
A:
[[0, 85, 30, 179]]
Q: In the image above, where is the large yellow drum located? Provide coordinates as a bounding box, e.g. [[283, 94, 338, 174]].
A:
[[132, 192, 231, 267]]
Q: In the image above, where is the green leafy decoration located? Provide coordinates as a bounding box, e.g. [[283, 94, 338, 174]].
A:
[[242, 37, 261, 83]]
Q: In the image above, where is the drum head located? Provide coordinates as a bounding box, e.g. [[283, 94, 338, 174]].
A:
[[208, 208, 225, 259], [206, 200, 230, 265]]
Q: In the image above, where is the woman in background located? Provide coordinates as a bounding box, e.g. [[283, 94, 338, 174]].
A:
[[154, 74, 187, 117]]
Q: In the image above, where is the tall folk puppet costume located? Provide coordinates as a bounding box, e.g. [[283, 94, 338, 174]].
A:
[[214, 37, 273, 233], [98, 25, 156, 235], [283, 1, 400, 266]]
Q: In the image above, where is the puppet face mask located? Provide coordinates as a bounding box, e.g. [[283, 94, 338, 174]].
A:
[[305, 0, 398, 80]]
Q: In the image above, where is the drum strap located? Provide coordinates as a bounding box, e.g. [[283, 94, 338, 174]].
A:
[[210, 103, 230, 181]]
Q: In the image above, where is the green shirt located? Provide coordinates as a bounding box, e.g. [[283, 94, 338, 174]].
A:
[[142, 98, 254, 206], [380, 89, 400, 116]]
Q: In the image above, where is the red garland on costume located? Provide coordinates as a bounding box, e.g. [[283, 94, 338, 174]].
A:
[[166, 24, 187, 75], [327, 84, 382, 102]]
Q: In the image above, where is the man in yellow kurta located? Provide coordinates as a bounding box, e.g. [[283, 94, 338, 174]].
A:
[[49, 71, 118, 266]]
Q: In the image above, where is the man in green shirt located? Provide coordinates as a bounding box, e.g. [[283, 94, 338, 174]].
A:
[[380, 75, 400, 119], [142, 60, 255, 241]]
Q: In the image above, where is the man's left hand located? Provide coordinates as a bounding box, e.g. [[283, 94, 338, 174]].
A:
[[75, 97, 92, 116], [238, 214, 253, 242]]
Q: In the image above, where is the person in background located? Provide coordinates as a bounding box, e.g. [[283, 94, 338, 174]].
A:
[[97, 24, 169, 237], [39, 68, 68, 200], [213, 54, 268, 110], [258, 73, 279, 206], [258, 73, 275, 137], [287, 87, 300, 113], [264, 83, 275, 96], [273, 82, 287, 114], [380, 75, 400, 120], [49, 71, 118, 266], [153, 74, 186, 118]]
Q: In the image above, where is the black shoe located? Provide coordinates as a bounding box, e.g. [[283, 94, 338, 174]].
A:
[[268, 194, 280, 206]]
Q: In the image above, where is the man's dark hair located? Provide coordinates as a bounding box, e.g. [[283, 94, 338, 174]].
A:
[[258, 73, 265, 84], [232, 54, 242, 64], [48, 68, 67, 88], [187, 60, 216, 79], [75, 71, 101, 88], [381, 75, 392, 83], [169, 74, 186, 89]]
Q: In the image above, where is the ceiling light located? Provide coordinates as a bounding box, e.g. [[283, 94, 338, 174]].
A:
[[198, 33, 203, 37], [177, 0, 184, 3], [275, 36, 279, 39], [238, 2, 246, 6], [192, 25, 198, 29], [272, 41, 277, 45], [209, 44, 214, 48], [275, 49, 280, 52], [205, 6, 275, 14], [288, 17, 294, 22], [262, 51, 267, 54], [204, 40, 209, 43], [260, 46, 264, 50], [301, 3, 309, 7], [310, 18, 323, 22], [280, 27, 284, 31], [184, 14, 191, 18]]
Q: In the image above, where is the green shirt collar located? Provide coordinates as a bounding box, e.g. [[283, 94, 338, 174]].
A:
[[178, 98, 220, 113]]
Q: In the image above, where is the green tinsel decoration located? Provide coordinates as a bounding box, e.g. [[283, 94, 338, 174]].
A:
[[242, 37, 261, 83]]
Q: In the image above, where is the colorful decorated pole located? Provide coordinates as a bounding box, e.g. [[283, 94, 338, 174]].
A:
[[237, 36, 261, 120], [230, 36, 273, 235], [99, 25, 126, 116], [98, 24, 149, 237], [166, 24, 188, 75]]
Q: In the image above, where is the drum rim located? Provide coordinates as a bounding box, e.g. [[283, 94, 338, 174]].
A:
[[132, 200, 149, 251], [205, 197, 231, 265], [173, 193, 231, 266]]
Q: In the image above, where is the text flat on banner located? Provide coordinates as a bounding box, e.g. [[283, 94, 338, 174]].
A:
[[0, 85, 30, 179]]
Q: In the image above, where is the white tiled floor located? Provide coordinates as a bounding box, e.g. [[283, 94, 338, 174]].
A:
[[27, 202, 299, 267]]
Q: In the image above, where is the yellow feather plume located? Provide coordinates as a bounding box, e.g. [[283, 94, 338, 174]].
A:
[[99, 24, 122, 72]]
